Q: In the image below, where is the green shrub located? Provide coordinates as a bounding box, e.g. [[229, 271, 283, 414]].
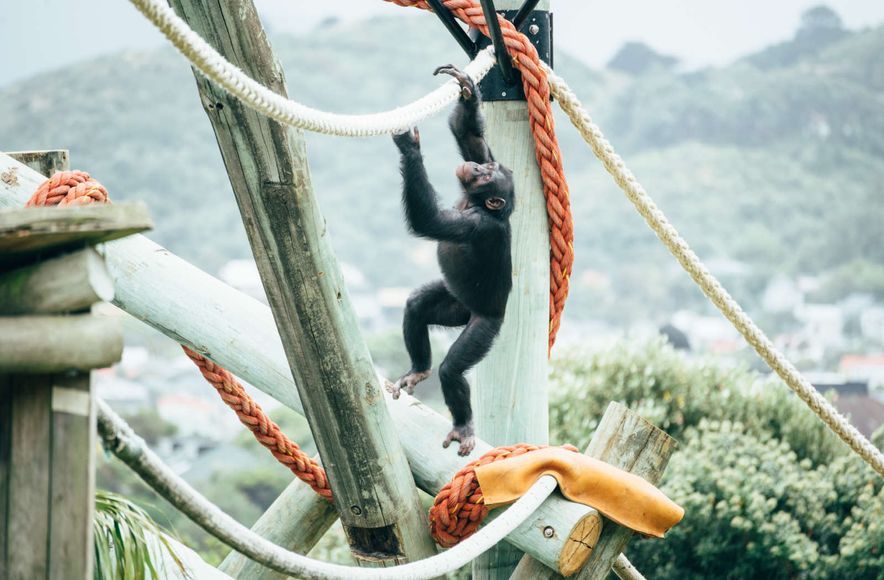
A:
[[549, 338, 883, 579], [549, 337, 843, 464]]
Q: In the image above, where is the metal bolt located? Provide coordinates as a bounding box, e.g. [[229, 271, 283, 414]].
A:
[[528, 24, 540, 35], [501, 91, 507, 97], [351, 505, 362, 516], [543, 526, 555, 538]]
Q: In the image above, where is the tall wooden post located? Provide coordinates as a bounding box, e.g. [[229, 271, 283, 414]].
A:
[[167, 0, 436, 566], [474, 3, 552, 578]]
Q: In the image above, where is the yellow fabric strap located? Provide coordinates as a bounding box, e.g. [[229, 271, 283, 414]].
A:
[[474, 447, 684, 538]]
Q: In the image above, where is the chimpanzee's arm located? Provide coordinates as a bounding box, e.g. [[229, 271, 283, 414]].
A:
[[435, 65, 495, 164], [394, 129, 483, 242], [449, 90, 494, 164]]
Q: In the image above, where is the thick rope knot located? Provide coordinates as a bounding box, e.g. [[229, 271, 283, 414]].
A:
[[26, 170, 109, 207], [429, 443, 578, 547]]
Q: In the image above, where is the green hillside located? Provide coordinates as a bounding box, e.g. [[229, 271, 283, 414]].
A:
[[1, 12, 882, 326]]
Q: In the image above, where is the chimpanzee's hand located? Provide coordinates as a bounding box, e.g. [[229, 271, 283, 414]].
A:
[[393, 127, 421, 152], [434, 64, 476, 101]]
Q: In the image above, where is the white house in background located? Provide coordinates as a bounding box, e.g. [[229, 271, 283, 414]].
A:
[[117, 346, 150, 379], [670, 310, 742, 354], [795, 304, 844, 348], [860, 306, 884, 344], [93, 371, 150, 415], [156, 393, 235, 439], [762, 275, 804, 313], [840, 354, 884, 391]]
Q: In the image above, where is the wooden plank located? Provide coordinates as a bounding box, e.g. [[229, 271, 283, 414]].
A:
[[0, 375, 11, 580], [0, 315, 122, 373], [473, 2, 551, 578], [49, 372, 95, 580], [0, 248, 113, 315], [7, 150, 69, 178], [0, 203, 153, 269], [7, 374, 52, 579], [167, 0, 436, 565], [218, 477, 338, 579], [0, 153, 603, 573], [511, 402, 677, 579]]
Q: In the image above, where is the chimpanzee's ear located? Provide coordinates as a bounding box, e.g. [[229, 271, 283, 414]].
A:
[[485, 197, 506, 211]]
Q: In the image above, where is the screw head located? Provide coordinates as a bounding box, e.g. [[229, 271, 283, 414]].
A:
[[543, 526, 555, 538], [351, 505, 362, 516], [529, 24, 540, 35]]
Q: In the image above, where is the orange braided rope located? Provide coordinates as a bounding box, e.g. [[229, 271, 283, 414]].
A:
[[25, 171, 333, 501], [386, 0, 574, 350], [430, 443, 578, 547]]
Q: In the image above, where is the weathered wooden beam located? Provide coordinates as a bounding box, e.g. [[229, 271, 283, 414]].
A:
[[0, 248, 113, 315], [48, 372, 96, 578], [167, 0, 435, 565], [0, 154, 600, 574], [473, 2, 551, 578], [511, 402, 677, 579], [0, 203, 153, 269], [0, 315, 122, 373], [8, 150, 69, 177], [5, 374, 53, 579], [218, 476, 338, 579]]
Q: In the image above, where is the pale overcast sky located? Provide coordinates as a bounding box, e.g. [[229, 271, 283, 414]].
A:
[[2, 1, 884, 87]]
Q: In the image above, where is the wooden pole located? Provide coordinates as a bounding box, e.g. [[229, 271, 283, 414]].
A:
[[510, 402, 677, 579], [1, 148, 105, 580], [0, 248, 114, 315], [473, 3, 551, 578], [166, 0, 435, 565], [0, 315, 122, 373], [0, 154, 600, 575]]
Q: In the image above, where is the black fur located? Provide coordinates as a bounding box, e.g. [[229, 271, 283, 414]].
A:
[[391, 66, 515, 456]]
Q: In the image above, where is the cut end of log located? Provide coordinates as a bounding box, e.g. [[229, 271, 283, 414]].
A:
[[559, 511, 603, 576]]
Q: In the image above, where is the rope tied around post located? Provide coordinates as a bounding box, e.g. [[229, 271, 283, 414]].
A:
[[430, 443, 578, 547]]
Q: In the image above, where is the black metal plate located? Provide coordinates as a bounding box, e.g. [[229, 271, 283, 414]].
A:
[[474, 10, 552, 102]]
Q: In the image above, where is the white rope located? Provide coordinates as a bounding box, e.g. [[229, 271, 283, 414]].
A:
[[96, 399, 559, 580], [127, 0, 495, 136], [544, 64, 884, 478]]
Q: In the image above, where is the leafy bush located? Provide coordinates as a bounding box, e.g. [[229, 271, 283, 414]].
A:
[[550, 337, 843, 464], [549, 339, 883, 579]]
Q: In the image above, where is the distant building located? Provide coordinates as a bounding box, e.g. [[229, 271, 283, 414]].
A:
[[809, 374, 884, 437], [762, 276, 803, 313], [659, 323, 691, 351], [840, 354, 884, 391], [860, 307, 884, 343]]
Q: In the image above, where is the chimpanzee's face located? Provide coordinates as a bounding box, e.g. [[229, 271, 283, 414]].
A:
[[456, 161, 514, 216]]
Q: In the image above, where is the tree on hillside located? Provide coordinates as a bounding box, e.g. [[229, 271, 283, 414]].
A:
[[800, 5, 844, 34], [607, 42, 679, 75]]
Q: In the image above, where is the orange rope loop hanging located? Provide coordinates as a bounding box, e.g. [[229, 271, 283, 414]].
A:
[[386, 0, 575, 350], [25, 172, 332, 501]]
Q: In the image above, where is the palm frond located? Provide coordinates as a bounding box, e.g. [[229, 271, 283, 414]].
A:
[[93, 490, 188, 580]]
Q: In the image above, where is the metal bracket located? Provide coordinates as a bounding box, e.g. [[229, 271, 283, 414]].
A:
[[475, 9, 552, 102]]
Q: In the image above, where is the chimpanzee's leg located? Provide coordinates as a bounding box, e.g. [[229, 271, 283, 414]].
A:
[[389, 280, 470, 399], [439, 315, 503, 456]]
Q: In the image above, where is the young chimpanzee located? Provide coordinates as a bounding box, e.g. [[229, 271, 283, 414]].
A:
[[388, 64, 515, 456]]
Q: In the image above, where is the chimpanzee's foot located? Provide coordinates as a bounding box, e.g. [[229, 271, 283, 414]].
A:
[[442, 422, 476, 456], [433, 64, 475, 100], [386, 370, 432, 399]]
